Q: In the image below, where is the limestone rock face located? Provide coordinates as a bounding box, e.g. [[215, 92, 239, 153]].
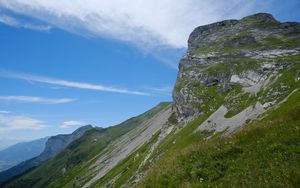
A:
[[173, 13, 300, 122]]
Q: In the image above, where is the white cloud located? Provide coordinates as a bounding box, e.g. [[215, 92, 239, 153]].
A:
[[0, 14, 51, 31], [0, 0, 261, 48], [0, 70, 149, 96], [0, 114, 47, 132], [0, 110, 11, 114], [146, 86, 173, 96], [0, 96, 75, 104], [60, 120, 86, 128]]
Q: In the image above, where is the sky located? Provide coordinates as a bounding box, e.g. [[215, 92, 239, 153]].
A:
[[0, 0, 299, 149]]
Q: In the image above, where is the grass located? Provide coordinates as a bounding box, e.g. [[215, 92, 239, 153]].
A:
[[139, 90, 300, 188], [275, 54, 300, 63], [90, 111, 213, 187], [190, 31, 299, 57], [225, 93, 256, 118], [240, 15, 279, 27], [168, 112, 178, 125], [224, 57, 262, 73], [264, 36, 300, 47], [258, 63, 300, 105], [191, 41, 262, 56], [191, 84, 226, 113], [206, 63, 229, 74]]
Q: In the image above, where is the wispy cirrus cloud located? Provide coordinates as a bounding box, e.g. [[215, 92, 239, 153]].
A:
[[60, 120, 86, 128], [0, 70, 148, 96], [0, 110, 11, 114], [0, 0, 264, 49], [146, 86, 173, 96], [0, 114, 47, 132], [0, 14, 51, 31], [0, 96, 75, 104]]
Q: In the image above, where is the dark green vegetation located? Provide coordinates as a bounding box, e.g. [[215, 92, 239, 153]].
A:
[[140, 90, 300, 188], [191, 29, 300, 57], [1, 103, 171, 188]]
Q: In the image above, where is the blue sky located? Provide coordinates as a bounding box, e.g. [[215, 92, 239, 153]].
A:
[[0, 0, 299, 149]]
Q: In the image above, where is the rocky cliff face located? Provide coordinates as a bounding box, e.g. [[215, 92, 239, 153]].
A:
[[173, 13, 300, 124]]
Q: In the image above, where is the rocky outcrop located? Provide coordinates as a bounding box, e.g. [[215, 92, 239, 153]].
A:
[[173, 13, 300, 123], [196, 102, 265, 135]]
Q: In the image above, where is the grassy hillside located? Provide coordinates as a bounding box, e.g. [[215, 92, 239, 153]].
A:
[[82, 62, 300, 187], [139, 90, 300, 188], [1, 102, 171, 188]]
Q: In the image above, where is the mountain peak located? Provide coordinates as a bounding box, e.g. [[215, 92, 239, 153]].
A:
[[187, 13, 290, 54], [73, 125, 93, 134], [174, 13, 300, 123], [241, 12, 277, 23]]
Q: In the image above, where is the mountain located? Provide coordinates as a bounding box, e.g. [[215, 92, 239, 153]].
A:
[[0, 139, 27, 151], [0, 125, 92, 183], [0, 137, 48, 172], [0, 102, 171, 188], [2, 13, 300, 188], [172, 13, 300, 126], [36, 125, 93, 161], [138, 13, 300, 187]]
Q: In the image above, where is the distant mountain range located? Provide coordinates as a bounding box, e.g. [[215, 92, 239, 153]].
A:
[[0, 137, 49, 172], [0, 125, 92, 183], [0, 139, 27, 151]]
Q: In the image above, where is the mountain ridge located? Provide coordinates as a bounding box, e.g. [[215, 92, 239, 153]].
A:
[[1, 102, 172, 188]]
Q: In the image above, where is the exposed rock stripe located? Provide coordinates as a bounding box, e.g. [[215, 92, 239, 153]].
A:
[[83, 104, 172, 188]]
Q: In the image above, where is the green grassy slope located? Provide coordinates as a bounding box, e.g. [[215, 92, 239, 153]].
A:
[[1, 102, 171, 188], [139, 91, 300, 188]]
